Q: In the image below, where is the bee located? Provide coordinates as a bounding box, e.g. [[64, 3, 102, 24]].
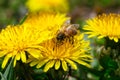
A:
[[56, 20, 79, 41]]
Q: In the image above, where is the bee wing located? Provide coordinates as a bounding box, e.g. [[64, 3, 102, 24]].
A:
[[65, 20, 71, 24], [60, 20, 71, 31], [71, 24, 79, 29], [62, 20, 71, 26]]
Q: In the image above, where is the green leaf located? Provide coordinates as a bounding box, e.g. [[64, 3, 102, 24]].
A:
[[19, 15, 28, 25], [1, 58, 14, 80], [0, 72, 6, 80], [108, 59, 118, 70], [99, 55, 118, 70]]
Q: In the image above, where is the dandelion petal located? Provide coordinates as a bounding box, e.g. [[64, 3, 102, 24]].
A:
[[65, 59, 77, 70], [114, 38, 118, 42], [15, 53, 20, 60], [20, 51, 26, 63], [36, 59, 49, 68], [62, 60, 68, 71], [14, 58, 17, 67], [26, 49, 40, 58], [55, 60, 60, 70], [30, 60, 38, 67], [44, 60, 55, 72], [2, 55, 11, 68], [0, 51, 7, 57]]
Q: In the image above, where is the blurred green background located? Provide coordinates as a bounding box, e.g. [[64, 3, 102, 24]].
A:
[[1, 0, 120, 27], [0, 0, 26, 28]]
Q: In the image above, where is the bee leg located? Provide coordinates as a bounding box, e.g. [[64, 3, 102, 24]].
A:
[[69, 36, 74, 44]]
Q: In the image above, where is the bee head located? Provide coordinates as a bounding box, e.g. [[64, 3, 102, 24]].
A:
[[56, 32, 66, 41]]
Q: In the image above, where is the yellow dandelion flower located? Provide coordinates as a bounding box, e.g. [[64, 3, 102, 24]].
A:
[[27, 34, 92, 72], [26, 0, 69, 13], [83, 13, 120, 42], [24, 12, 70, 37], [0, 25, 51, 68]]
